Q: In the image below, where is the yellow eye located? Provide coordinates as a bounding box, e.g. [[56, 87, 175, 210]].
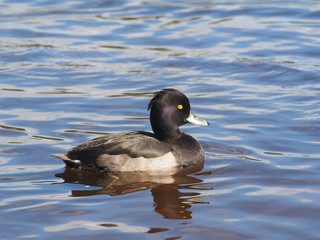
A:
[[178, 105, 183, 109]]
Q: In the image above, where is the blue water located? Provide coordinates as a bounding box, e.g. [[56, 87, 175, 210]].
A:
[[1, 0, 320, 239]]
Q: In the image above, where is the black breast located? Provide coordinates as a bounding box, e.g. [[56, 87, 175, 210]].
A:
[[165, 133, 204, 166]]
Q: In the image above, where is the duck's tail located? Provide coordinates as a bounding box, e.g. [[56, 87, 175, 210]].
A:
[[51, 153, 81, 168]]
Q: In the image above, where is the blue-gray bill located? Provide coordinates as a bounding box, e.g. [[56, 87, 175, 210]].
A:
[[186, 111, 209, 126]]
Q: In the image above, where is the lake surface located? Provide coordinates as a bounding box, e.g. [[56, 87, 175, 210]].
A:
[[1, 0, 320, 239]]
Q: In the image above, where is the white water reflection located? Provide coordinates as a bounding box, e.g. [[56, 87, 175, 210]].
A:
[[45, 220, 149, 233]]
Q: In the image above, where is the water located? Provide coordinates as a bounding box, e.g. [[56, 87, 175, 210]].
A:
[[1, 0, 320, 239]]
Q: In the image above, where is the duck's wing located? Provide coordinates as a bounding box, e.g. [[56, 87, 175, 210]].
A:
[[52, 131, 174, 170]]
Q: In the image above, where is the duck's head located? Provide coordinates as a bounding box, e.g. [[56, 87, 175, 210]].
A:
[[148, 88, 209, 141]]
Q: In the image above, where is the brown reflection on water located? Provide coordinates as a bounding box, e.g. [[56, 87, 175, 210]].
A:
[[55, 162, 211, 220]]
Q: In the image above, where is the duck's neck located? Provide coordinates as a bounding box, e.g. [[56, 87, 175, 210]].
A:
[[152, 124, 182, 141], [150, 106, 182, 141]]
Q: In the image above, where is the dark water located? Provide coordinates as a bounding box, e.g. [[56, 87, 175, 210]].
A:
[[1, 0, 320, 239]]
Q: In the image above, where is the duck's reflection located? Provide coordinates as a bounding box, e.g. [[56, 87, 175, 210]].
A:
[[55, 161, 211, 219]]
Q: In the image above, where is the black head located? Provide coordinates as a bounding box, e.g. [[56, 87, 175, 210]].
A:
[[148, 89, 208, 141]]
